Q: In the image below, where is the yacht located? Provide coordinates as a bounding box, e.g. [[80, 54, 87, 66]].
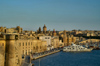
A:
[[63, 43, 93, 52]]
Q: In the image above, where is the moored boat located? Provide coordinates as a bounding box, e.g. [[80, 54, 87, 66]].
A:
[[63, 43, 93, 52]]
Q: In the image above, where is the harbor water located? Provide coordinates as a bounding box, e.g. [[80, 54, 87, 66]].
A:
[[32, 50, 100, 66]]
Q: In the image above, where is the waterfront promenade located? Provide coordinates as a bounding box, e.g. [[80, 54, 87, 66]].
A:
[[31, 49, 60, 60]]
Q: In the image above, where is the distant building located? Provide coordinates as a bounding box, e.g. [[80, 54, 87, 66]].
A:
[[39, 36, 51, 46], [0, 27, 6, 33], [16, 26, 23, 33], [51, 36, 59, 48], [62, 31, 76, 46], [38, 27, 41, 33], [0, 26, 23, 33]]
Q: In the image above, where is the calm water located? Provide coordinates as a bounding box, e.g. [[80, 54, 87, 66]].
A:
[[32, 50, 100, 66]]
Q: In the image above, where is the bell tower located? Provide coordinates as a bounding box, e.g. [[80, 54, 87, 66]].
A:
[[43, 24, 47, 33]]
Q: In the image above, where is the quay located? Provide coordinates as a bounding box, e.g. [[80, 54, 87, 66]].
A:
[[31, 50, 60, 60], [21, 56, 34, 66]]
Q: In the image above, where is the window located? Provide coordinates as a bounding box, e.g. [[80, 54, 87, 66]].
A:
[[26, 42, 27, 46], [16, 55, 18, 57], [36, 46, 38, 49], [34, 47, 35, 49], [23, 43, 24, 46]]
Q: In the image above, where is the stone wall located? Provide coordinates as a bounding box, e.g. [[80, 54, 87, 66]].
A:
[[0, 46, 5, 66]]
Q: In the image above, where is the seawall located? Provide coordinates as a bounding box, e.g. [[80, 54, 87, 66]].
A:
[[32, 50, 60, 60]]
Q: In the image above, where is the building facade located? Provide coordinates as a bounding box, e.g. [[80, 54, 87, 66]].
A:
[[39, 36, 51, 46]]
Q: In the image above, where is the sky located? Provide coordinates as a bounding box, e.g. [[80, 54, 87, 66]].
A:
[[0, 0, 100, 31]]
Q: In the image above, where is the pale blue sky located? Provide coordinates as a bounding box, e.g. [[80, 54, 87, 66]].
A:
[[0, 0, 100, 31]]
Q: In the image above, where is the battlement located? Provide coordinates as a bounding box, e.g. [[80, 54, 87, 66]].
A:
[[6, 34, 18, 40]]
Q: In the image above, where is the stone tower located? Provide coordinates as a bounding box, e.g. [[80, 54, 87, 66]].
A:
[[39, 27, 41, 33], [16, 26, 22, 33], [43, 24, 47, 33], [5, 34, 16, 66], [63, 36, 67, 46]]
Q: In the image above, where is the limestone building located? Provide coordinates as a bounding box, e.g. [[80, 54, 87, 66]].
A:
[[0, 34, 47, 66], [62, 31, 76, 46], [59, 40, 64, 47], [51, 36, 59, 48], [0, 26, 23, 33], [39, 36, 51, 46], [16, 26, 23, 33], [39, 36, 61, 50], [18, 39, 47, 55], [0, 27, 6, 33]]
